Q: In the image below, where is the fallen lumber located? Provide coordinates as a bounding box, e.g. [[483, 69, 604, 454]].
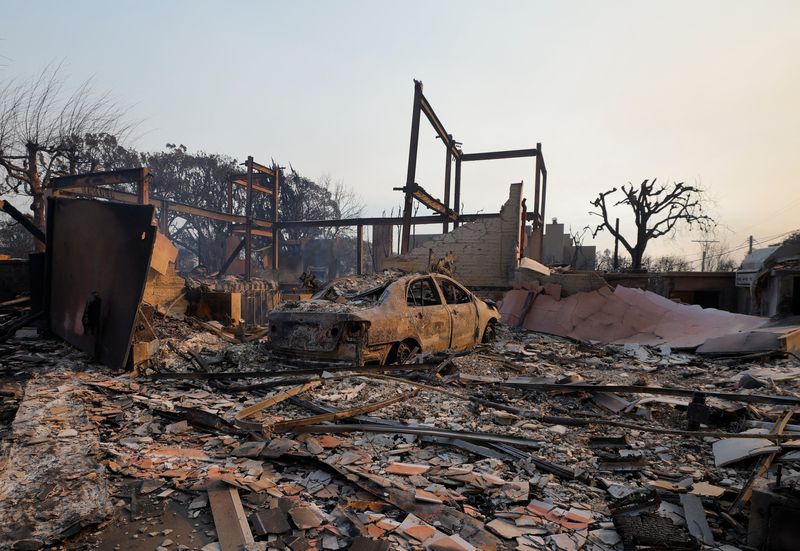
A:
[[234, 381, 321, 421], [501, 380, 800, 407], [187, 316, 240, 344], [729, 408, 795, 511], [207, 481, 255, 551], [291, 423, 545, 449], [360, 373, 800, 440], [355, 374, 800, 441], [147, 361, 441, 380], [267, 390, 417, 433], [290, 396, 516, 460]]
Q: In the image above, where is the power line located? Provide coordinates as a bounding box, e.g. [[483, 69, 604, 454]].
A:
[[687, 228, 800, 264]]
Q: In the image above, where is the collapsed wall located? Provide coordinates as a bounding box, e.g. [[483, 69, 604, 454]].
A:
[[384, 183, 523, 287]]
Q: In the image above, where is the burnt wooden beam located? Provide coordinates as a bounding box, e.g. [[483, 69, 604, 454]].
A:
[[0, 199, 46, 244], [277, 211, 539, 229], [272, 163, 280, 270], [356, 224, 364, 275], [460, 148, 538, 162], [56, 186, 268, 225], [218, 238, 246, 278], [50, 167, 148, 190], [230, 178, 272, 195], [248, 159, 275, 175], [401, 81, 424, 254], [501, 381, 800, 407], [208, 483, 255, 551]]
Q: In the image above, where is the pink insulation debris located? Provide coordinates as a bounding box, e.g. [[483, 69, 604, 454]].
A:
[[502, 285, 767, 349]]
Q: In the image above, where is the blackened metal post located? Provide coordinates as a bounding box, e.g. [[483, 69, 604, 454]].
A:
[[533, 144, 542, 220], [271, 163, 280, 271], [453, 157, 461, 228], [137, 167, 150, 205], [356, 224, 364, 275], [401, 80, 423, 254], [245, 156, 253, 281], [443, 134, 452, 233], [160, 203, 169, 236], [533, 144, 542, 258], [536, 143, 547, 226]]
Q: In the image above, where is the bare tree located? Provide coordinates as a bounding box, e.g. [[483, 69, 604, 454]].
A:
[[588, 179, 714, 271], [318, 174, 365, 239], [568, 226, 590, 268], [0, 65, 132, 250], [596, 248, 631, 272]]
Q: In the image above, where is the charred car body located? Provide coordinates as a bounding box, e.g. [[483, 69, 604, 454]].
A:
[[268, 271, 500, 365]]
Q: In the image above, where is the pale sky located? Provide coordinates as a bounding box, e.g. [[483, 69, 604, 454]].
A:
[[3, 1, 799, 266]]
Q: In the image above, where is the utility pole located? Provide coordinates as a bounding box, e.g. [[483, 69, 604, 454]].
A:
[[613, 217, 620, 271], [748, 235, 754, 254], [692, 239, 719, 272]]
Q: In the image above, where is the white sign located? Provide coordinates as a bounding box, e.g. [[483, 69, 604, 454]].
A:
[[735, 271, 756, 287]]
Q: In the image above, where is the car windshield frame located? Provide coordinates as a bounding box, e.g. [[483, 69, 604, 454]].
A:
[[436, 276, 473, 305]]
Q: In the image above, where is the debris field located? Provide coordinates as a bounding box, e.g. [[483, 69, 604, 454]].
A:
[[3, 308, 800, 551]]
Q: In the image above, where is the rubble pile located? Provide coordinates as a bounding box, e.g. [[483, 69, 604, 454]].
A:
[[1, 314, 800, 550]]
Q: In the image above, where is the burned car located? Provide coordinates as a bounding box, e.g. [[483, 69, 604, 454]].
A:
[[268, 271, 499, 365]]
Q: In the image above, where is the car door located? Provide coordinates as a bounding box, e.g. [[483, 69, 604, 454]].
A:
[[405, 276, 451, 352], [437, 276, 479, 350]]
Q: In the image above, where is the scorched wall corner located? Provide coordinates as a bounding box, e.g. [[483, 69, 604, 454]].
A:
[[385, 183, 523, 287]]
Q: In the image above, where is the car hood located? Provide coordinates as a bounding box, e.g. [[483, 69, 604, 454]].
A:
[[270, 299, 376, 317]]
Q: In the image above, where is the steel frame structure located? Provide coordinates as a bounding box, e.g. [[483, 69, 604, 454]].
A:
[[41, 81, 549, 279], [50, 160, 281, 281], [222, 157, 280, 280], [397, 80, 547, 257]]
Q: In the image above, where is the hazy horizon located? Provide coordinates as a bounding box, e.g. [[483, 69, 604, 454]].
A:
[[3, 0, 799, 267]]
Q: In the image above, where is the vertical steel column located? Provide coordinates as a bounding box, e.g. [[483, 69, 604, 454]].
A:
[[453, 157, 461, 228], [519, 199, 527, 261], [159, 202, 169, 236], [533, 143, 543, 259], [533, 143, 542, 219], [356, 224, 364, 275], [540, 158, 547, 223], [442, 134, 452, 234], [137, 167, 150, 205], [401, 81, 423, 254], [244, 156, 253, 281], [271, 163, 280, 271], [540, 170, 547, 260]]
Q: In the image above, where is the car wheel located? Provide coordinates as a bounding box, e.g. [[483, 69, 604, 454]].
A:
[[482, 321, 497, 343], [393, 340, 416, 364]]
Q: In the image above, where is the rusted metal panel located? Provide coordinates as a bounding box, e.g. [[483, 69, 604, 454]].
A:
[[45, 197, 156, 370]]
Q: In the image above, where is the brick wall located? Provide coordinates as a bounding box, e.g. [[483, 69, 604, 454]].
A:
[[384, 183, 523, 288]]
